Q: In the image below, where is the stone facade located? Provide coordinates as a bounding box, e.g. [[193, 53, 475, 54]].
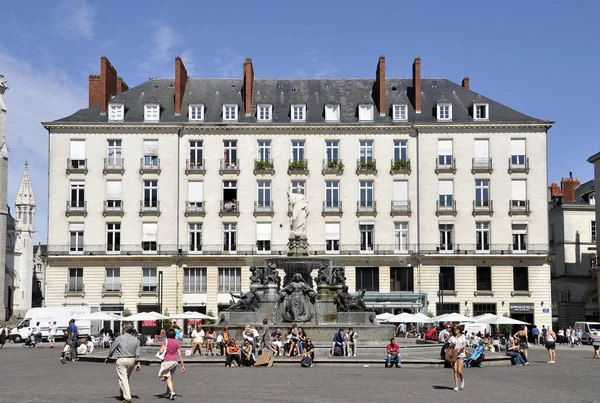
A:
[[0, 76, 8, 320], [588, 152, 600, 321]]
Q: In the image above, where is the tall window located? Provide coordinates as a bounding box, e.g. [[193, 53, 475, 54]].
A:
[[184, 268, 207, 293], [189, 104, 204, 121], [325, 104, 340, 121], [356, 267, 379, 291], [142, 268, 157, 292], [223, 104, 237, 121], [142, 223, 158, 252], [105, 268, 120, 292], [473, 303, 496, 316], [513, 267, 529, 291], [474, 104, 488, 120], [392, 104, 407, 121], [476, 267, 492, 291], [223, 141, 237, 166], [106, 181, 122, 209], [394, 222, 409, 252], [188, 181, 204, 209], [69, 224, 84, 253], [257, 181, 272, 207], [69, 140, 86, 168], [359, 140, 373, 163], [107, 223, 121, 253], [325, 181, 339, 207], [256, 223, 271, 253], [510, 139, 526, 166], [291, 140, 305, 161], [390, 267, 413, 292], [359, 181, 374, 207], [476, 222, 490, 252], [291, 105, 306, 122], [257, 141, 271, 162], [69, 268, 83, 292], [591, 221, 596, 242], [70, 181, 85, 208], [218, 267, 241, 292], [439, 267, 455, 290], [325, 223, 340, 253], [511, 180, 527, 207], [437, 104, 452, 120], [107, 140, 122, 165], [257, 105, 272, 122], [291, 180, 305, 195], [189, 223, 202, 253], [223, 223, 237, 252], [189, 141, 203, 165], [475, 179, 489, 206], [512, 224, 527, 252], [439, 224, 454, 251], [393, 140, 407, 162], [326, 140, 339, 162], [143, 140, 159, 167], [143, 180, 158, 207], [358, 104, 374, 121], [437, 139, 453, 165], [359, 224, 374, 252], [438, 180, 454, 207]]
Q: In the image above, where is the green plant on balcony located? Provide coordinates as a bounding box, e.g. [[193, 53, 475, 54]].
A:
[[327, 160, 344, 170], [359, 160, 376, 170], [254, 160, 274, 170], [288, 160, 308, 170], [392, 159, 411, 171]]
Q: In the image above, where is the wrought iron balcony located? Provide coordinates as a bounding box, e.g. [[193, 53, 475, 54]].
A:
[[390, 200, 411, 216], [254, 201, 274, 217], [139, 200, 161, 216], [288, 159, 309, 175], [322, 201, 343, 217], [509, 200, 530, 216], [435, 157, 456, 174], [418, 244, 549, 255], [139, 158, 161, 174], [390, 159, 411, 175], [472, 158, 492, 174], [66, 159, 88, 175], [138, 283, 158, 297], [436, 200, 457, 216], [254, 159, 275, 175], [64, 283, 85, 297], [66, 201, 87, 217], [508, 157, 530, 174], [185, 159, 206, 175], [102, 283, 122, 297], [322, 159, 344, 175], [220, 200, 239, 217], [103, 158, 124, 174], [103, 200, 124, 217], [356, 201, 377, 216], [185, 201, 205, 217], [356, 159, 377, 175], [220, 159, 240, 175], [472, 200, 493, 216]]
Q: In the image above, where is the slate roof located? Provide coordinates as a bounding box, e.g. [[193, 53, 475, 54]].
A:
[[52, 77, 548, 125]]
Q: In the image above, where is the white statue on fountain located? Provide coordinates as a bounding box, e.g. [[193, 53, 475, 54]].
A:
[[287, 185, 307, 238]]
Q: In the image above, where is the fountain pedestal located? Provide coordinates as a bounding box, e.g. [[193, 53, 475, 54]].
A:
[[316, 284, 343, 324], [219, 284, 280, 325]]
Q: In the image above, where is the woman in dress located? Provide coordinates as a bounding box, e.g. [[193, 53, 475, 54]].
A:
[[205, 327, 217, 356], [157, 328, 186, 400], [449, 325, 467, 391], [513, 326, 529, 362]]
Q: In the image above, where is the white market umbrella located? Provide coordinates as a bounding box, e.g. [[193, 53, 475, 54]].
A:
[[74, 312, 121, 321], [169, 311, 215, 320], [388, 312, 419, 323], [433, 313, 474, 323], [125, 311, 168, 321], [376, 313, 395, 322], [412, 313, 434, 323], [473, 313, 497, 322], [474, 315, 530, 326]]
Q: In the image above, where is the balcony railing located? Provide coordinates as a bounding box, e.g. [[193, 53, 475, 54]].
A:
[[356, 159, 377, 175], [254, 201, 274, 217], [473, 200, 493, 216], [288, 159, 309, 175], [254, 159, 275, 175], [509, 200, 530, 216], [103, 158, 124, 174], [322, 159, 344, 175], [220, 159, 240, 175], [390, 159, 411, 175], [220, 200, 240, 217], [102, 283, 122, 297], [185, 201, 205, 217], [322, 201, 343, 217], [103, 200, 124, 217], [66, 159, 87, 175], [436, 200, 457, 216], [390, 200, 411, 216], [185, 159, 206, 175], [66, 201, 87, 217], [356, 201, 377, 216], [139, 200, 161, 216], [139, 284, 158, 297], [418, 244, 549, 255], [64, 284, 85, 297], [139, 158, 161, 174], [435, 157, 456, 174], [508, 157, 530, 174], [472, 158, 492, 173]]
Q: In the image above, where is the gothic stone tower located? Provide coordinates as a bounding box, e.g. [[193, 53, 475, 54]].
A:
[[0, 76, 8, 320]]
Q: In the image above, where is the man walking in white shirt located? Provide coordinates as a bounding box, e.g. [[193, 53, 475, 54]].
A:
[[48, 321, 57, 348]]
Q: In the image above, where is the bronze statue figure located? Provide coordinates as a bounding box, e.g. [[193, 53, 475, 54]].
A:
[[334, 285, 369, 312], [278, 273, 316, 322], [226, 289, 260, 312]]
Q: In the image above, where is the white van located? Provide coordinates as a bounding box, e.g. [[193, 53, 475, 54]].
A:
[[12, 307, 91, 343], [574, 322, 600, 344]]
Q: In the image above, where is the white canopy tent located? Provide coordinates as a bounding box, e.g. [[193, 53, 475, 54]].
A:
[[432, 313, 474, 323], [74, 312, 121, 321], [474, 315, 530, 325], [388, 313, 419, 323], [411, 313, 434, 323], [168, 312, 216, 320], [124, 311, 168, 321], [376, 313, 395, 322]]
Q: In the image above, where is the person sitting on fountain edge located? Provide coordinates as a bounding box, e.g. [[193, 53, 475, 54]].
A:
[[269, 328, 283, 357], [386, 338, 401, 368], [330, 329, 346, 356]]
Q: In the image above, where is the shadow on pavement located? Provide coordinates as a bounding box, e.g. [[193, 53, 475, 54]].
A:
[[432, 385, 454, 390]]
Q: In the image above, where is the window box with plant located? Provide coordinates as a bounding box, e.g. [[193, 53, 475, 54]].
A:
[[356, 159, 377, 175], [287, 159, 309, 174], [254, 159, 275, 175], [390, 159, 411, 174], [322, 159, 344, 174]]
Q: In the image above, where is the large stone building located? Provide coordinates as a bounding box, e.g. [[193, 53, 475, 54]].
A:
[[0, 76, 9, 320], [42, 56, 553, 328], [548, 175, 597, 328], [588, 151, 600, 320]]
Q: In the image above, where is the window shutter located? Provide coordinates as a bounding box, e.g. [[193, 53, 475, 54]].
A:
[[69, 223, 84, 232], [438, 180, 453, 195], [438, 140, 453, 155], [106, 181, 122, 200], [70, 140, 86, 159], [256, 223, 271, 241], [325, 223, 340, 240], [511, 180, 527, 200], [142, 223, 158, 242], [188, 182, 203, 202], [511, 139, 526, 155], [512, 224, 527, 233], [474, 139, 489, 159], [393, 181, 408, 201], [143, 140, 159, 156]]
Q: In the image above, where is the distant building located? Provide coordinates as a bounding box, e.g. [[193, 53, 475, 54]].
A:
[[0, 76, 8, 319], [588, 151, 600, 322], [32, 244, 47, 308]]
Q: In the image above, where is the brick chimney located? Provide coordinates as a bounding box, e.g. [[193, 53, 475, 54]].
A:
[[412, 57, 421, 113], [174, 57, 188, 116], [116, 77, 129, 95], [375, 56, 386, 116], [549, 183, 562, 198], [561, 172, 580, 203], [462, 77, 470, 90], [243, 58, 254, 116], [88, 56, 118, 114]]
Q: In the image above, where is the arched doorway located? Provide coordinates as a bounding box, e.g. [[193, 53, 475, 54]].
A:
[[583, 288, 599, 322]]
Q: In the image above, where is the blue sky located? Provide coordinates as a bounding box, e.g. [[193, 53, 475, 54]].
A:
[[0, 0, 598, 242]]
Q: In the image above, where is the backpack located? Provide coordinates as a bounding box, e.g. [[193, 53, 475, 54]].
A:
[[333, 345, 343, 356], [301, 356, 312, 367]]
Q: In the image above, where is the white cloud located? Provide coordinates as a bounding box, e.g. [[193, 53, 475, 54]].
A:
[[137, 23, 195, 78], [53, 0, 95, 40], [0, 48, 86, 243], [213, 48, 245, 78]]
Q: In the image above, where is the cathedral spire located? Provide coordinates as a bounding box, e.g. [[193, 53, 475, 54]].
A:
[[16, 161, 35, 207]]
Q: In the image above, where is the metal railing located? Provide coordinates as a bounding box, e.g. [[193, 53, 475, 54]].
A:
[[418, 244, 549, 255], [436, 200, 456, 215], [390, 159, 411, 174], [139, 200, 160, 215], [139, 158, 160, 173], [139, 283, 158, 295], [220, 159, 240, 174], [253, 159, 275, 174], [357, 201, 377, 215], [254, 201, 274, 216], [322, 159, 344, 174], [356, 159, 377, 174], [508, 157, 529, 173], [220, 200, 239, 216], [185, 202, 205, 216], [435, 157, 456, 174], [65, 283, 85, 295], [322, 201, 343, 216], [509, 200, 530, 215], [473, 200, 493, 215], [66, 201, 87, 216], [186, 159, 206, 174], [66, 158, 87, 174], [104, 158, 124, 173], [472, 158, 492, 172], [391, 200, 411, 215], [288, 159, 309, 174], [103, 200, 123, 215], [102, 283, 121, 293]]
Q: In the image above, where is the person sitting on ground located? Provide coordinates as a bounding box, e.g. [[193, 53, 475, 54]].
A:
[[241, 339, 255, 367], [190, 325, 205, 356], [386, 338, 401, 368], [59, 330, 71, 363], [205, 327, 217, 356], [301, 339, 315, 367], [505, 337, 527, 366], [469, 332, 480, 348], [297, 327, 307, 355], [76, 336, 92, 356], [330, 328, 346, 356], [288, 324, 301, 357], [346, 328, 358, 356], [482, 336, 494, 352], [219, 327, 230, 356], [154, 328, 167, 343], [225, 339, 241, 367], [269, 328, 283, 357]]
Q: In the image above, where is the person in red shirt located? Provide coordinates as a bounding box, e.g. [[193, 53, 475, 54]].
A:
[[386, 338, 401, 368]]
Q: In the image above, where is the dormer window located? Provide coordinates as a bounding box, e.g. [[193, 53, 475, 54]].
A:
[[144, 104, 160, 122], [108, 104, 124, 121], [223, 104, 238, 121], [325, 104, 340, 122], [291, 104, 306, 122], [437, 104, 452, 121], [189, 104, 204, 121], [392, 104, 408, 121], [257, 104, 272, 122], [358, 104, 374, 121], [474, 103, 489, 120]]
